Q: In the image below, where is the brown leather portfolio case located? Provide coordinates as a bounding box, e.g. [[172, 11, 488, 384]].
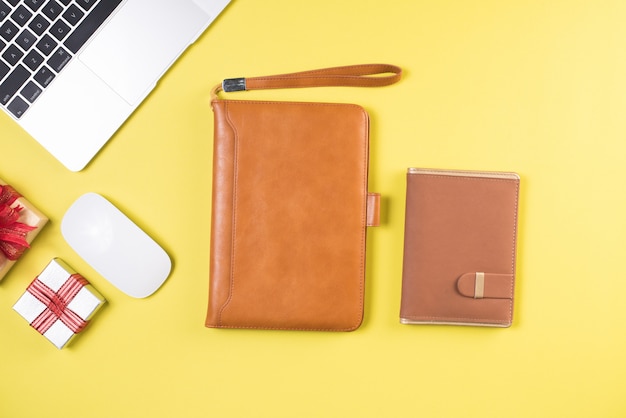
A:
[[205, 65, 401, 331], [400, 168, 520, 327]]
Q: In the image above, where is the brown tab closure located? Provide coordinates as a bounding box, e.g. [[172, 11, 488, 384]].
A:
[[366, 193, 381, 227], [456, 272, 514, 299]]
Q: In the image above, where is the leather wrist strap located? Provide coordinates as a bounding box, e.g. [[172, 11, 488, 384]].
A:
[[211, 64, 402, 100]]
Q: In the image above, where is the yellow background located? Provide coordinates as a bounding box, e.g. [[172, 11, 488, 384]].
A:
[[2, 1, 626, 417]]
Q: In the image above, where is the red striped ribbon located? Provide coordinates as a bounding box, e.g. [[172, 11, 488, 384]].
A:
[[27, 274, 90, 335], [0, 185, 35, 261]]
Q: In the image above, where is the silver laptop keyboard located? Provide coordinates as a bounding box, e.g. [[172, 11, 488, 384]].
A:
[[0, 0, 122, 119]]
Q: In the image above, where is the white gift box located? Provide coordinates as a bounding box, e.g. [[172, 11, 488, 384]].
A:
[[13, 258, 105, 349]]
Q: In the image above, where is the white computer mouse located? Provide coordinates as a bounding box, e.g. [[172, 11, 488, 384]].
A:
[[61, 193, 171, 298]]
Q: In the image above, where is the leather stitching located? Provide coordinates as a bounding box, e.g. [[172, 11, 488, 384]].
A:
[[216, 101, 239, 326]]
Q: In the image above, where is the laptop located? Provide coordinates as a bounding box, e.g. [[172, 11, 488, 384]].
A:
[[0, 0, 230, 171]]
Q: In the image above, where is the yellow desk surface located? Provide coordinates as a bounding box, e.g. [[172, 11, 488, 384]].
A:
[[2, 1, 626, 417]]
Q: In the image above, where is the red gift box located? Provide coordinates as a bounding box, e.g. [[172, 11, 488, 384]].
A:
[[0, 179, 48, 281]]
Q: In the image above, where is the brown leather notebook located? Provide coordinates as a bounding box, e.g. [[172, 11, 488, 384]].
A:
[[400, 168, 520, 327], [205, 65, 401, 331]]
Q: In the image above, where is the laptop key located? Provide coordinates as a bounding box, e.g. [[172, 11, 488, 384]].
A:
[[58, 0, 71, 5], [23, 48, 44, 71], [0, 64, 29, 105], [21, 80, 42, 102], [16, 29, 37, 51], [76, 0, 97, 12], [36, 33, 57, 56], [65, 0, 123, 54], [29, 14, 51, 35], [2, 44, 23, 65], [6, 0, 18, 6], [50, 18, 70, 41], [0, 2, 11, 22], [7, 95, 28, 118], [33, 64, 54, 87], [0, 60, 9, 80], [11, 5, 33, 26], [62, 4, 84, 26], [0, 20, 18, 42], [23, 0, 45, 12], [47, 46, 69, 72], [42, 0, 62, 21]]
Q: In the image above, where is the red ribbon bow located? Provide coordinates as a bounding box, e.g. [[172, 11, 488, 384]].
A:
[[27, 274, 90, 335], [0, 185, 35, 261]]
